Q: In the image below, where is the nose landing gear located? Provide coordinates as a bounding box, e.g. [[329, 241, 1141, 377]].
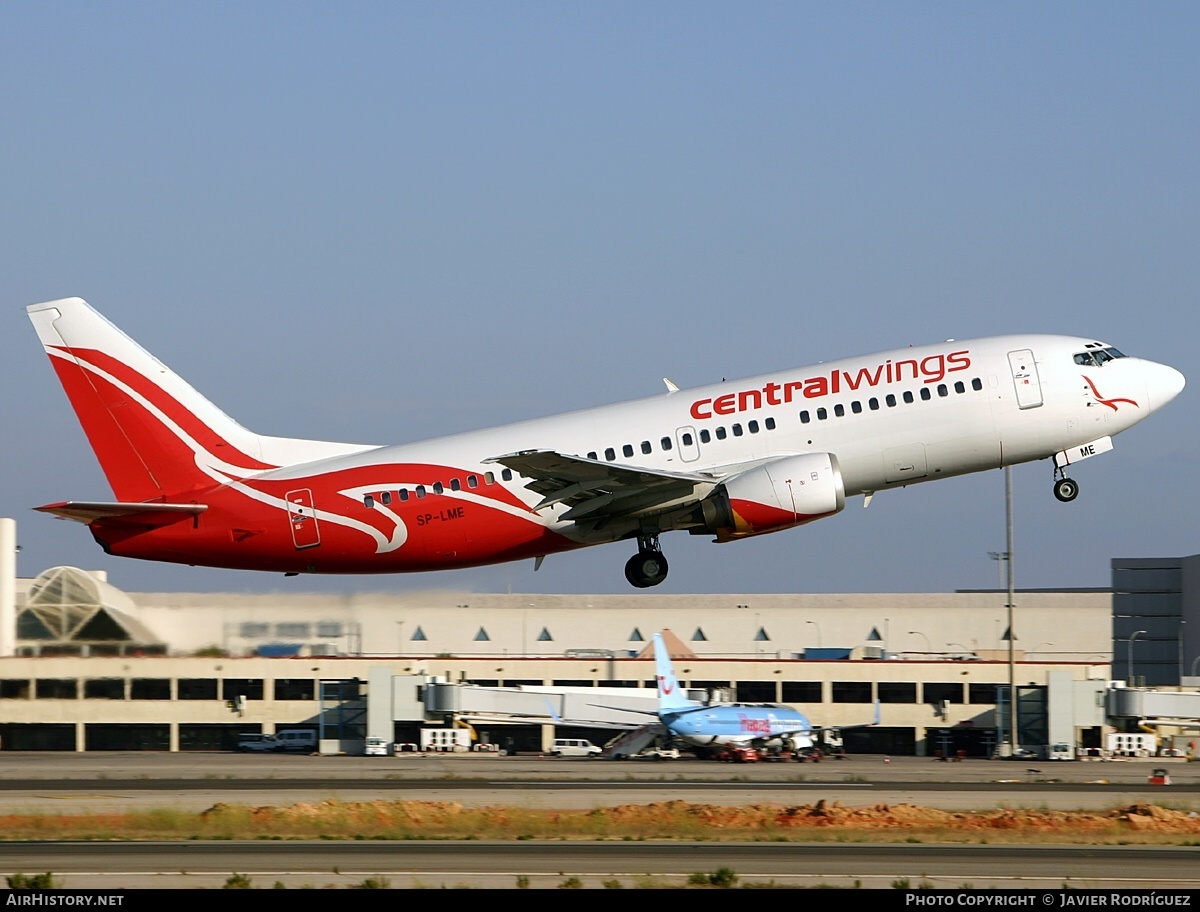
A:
[[1053, 472, 1079, 503], [625, 532, 669, 588]]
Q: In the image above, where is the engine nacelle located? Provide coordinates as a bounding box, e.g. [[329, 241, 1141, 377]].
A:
[[702, 453, 845, 541]]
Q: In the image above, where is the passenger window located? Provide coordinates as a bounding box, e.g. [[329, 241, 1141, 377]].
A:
[[399, 488, 410, 501], [662, 436, 673, 450], [467, 476, 478, 489], [432, 481, 443, 494], [764, 418, 775, 430], [450, 478, 461, 491], [484, 472, 495, 485], [851, 401, 862, 414], [501, 469, 513, 481], [415, 486, 426, 499], [681, 432, 693, 446], [748, 420, 759, 432], [605, 447, 616, 461], [971, 378, 983, 391], [954, 381, 965, 394], [816, 408, 827, 421], [885, 394, 896, 407], [699, 429, 711, 443], [833, 404, 844, 418], [869, 398, 879, 411], [716, 426, 727, 440], [920, 387, 932, 401], [641, 441, 652, 455], [587, 451, 597, 460], [364, 495, 375, 509], [732, 423, 743, 436], [903, 391, 914, 404], [799, 411, 810, 424], [380, 491, 391, 505], [937, 384, 948, 397], [622, 444, 634, 458]]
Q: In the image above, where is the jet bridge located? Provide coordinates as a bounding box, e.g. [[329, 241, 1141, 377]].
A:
[[1107, 686, 1200, 732], [366, 671, 661, 747], [426, 682, 658, 729]]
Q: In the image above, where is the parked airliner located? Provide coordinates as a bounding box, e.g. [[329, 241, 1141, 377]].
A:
[[27, 297, 1184, 587], [652, 632, 817, 754]]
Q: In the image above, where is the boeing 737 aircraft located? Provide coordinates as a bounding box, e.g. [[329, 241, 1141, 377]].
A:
[[651, 632, 817, 756], [27, 297, 1184, 587]]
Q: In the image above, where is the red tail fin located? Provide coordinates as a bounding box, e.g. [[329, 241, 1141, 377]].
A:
[[28, 298, 374, 502]]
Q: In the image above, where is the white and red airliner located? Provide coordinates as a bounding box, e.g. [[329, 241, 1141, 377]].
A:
[[27, 297, 1184, 587]]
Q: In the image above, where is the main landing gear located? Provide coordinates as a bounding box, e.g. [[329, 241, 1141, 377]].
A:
[[625, 532, 669, 588], [1052, 468, 1079, 503]]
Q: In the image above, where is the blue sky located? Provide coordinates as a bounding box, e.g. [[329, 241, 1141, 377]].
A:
[[2, 2, 1196, 596]]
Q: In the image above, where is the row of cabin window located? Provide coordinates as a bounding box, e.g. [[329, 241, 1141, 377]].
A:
[[586, 417, 779, 462], [363, 468, 514, 509], [799, 377, 983, 424]]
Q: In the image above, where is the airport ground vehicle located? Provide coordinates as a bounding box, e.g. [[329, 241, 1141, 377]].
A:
[[637, 746, 681, 760], [551, 738, 602, 757], [236, 733, 282, 752], [275, 729, 318, 752]]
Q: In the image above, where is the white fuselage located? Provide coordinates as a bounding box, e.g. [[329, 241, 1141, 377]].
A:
[[282, 333, 1178, 545]]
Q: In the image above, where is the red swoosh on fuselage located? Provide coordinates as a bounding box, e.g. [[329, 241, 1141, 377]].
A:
[[1082, 375, 1139, 412]]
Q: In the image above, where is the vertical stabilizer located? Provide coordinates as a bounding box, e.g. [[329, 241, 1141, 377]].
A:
[[27, 298, 374, 502], [653, 632, 696, 714]]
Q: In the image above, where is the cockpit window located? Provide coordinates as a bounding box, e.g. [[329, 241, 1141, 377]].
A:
[[1074, 347, 1125, 367]]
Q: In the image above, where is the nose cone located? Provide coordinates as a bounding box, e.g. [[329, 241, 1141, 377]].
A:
[[1145, 361, 1186, 411]]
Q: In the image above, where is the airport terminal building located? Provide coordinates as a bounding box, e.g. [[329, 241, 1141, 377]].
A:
[[1, 548, 1197, 757]]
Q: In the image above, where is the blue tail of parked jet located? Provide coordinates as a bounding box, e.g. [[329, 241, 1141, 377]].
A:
[[652, 632, 698, 715]]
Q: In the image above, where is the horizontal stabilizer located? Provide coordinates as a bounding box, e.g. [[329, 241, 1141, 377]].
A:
[[35, 501, 207, 526]]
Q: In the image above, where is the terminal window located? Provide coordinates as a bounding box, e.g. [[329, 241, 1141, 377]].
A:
[[178, 678, 218, 700], [275, 679, 316, 701], [130, 679, 171, 700], [35, 678, 78, 699], [832, 682, 872, 703]]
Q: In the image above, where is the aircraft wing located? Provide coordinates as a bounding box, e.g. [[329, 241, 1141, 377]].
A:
[[483, 450, 720, 525]]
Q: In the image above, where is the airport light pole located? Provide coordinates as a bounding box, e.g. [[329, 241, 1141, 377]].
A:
[[0, 518, 14, 658], [1005, 466, 1017, 755], [908, 630, 930, 653], [806, 620, 821, 648]]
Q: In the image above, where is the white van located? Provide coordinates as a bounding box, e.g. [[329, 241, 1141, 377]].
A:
[[551, 738, 601, 757], [274, 729, 318, 753], [236, 733, 282, 752]]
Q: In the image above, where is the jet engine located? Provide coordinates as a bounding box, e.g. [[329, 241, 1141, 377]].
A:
[[699, 452, 845, 541]]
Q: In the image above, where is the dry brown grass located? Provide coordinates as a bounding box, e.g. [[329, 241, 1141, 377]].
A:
[[1, 799, 1199, 845]]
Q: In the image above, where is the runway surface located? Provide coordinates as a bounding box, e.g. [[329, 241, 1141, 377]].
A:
[[0, 752, 1196, 888], [2, 841, 1199, 890]]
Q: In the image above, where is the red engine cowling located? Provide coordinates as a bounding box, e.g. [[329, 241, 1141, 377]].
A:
[[702, 453, 845, 541]]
